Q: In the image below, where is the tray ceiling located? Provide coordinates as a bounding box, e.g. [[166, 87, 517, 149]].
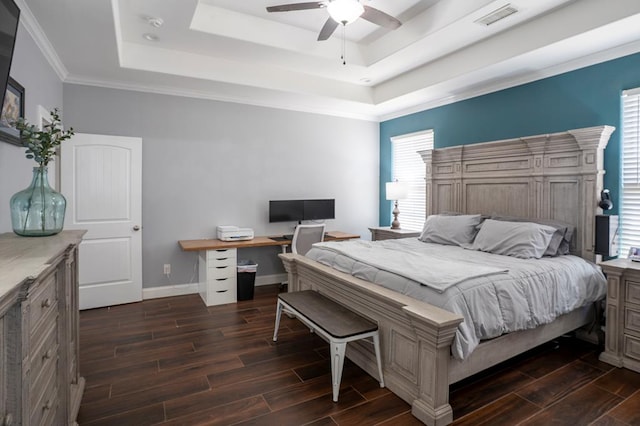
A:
[[19, 0, 640, 120]]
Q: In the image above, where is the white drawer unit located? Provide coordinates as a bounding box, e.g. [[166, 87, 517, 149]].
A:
[[199, 248, 238, 306]]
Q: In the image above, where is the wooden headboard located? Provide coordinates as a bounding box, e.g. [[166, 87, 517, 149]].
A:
[[419, 126, 615, 261]]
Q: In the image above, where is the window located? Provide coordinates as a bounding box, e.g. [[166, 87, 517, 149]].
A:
[[390, 130, 434, 231], [621, 87, 640, 257]]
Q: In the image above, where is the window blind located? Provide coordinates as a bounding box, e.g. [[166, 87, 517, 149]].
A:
[[390, 130, 434, 231], [621, 87, 640, 257]]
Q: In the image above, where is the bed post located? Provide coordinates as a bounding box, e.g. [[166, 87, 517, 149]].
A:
[[568, 125, 615, 261], [404, 306, 462, 426], [423, 149, 434, 217], [280, 254, 300, 291]]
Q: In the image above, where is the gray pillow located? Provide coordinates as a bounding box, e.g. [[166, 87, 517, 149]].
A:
[[491, 215, 574, 256], [472, 219, 557, 259], [419, 214, 483, 246]]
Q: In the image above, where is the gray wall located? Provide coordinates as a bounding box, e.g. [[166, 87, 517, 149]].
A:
[[0, 23, 64, 232], [63, 84, 379, 288]]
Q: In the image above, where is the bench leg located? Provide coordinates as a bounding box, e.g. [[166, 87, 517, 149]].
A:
[[273, 300, 283, 342], [373, 332, 385, 388], [331, 341, 346, 402]]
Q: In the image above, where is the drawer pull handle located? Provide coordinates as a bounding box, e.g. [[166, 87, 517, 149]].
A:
[[216, 257, 228, 261], [215, 278, 228, 281], [43, 400, 52, 410], [41, 298, 52, 308], [3, 413, 13, 426], [42, 349, 53, 361], [216, 290, 228, 293], [216, 266, 228, 269]]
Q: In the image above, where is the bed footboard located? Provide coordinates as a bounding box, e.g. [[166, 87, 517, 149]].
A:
[[280, 253, 463, 426]]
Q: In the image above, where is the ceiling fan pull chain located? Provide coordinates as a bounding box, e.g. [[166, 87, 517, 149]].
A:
[[341, 24, 346, 65]]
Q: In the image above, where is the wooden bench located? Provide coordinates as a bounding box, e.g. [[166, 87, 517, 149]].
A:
[[273, 290, 384, 402]]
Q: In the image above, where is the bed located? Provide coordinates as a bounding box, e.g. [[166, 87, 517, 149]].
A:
[[279, 125, 615, 426]]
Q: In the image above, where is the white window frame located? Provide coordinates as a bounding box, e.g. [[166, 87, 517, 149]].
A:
[[390, 129, 434, 231], [620, 87, 640, 257]]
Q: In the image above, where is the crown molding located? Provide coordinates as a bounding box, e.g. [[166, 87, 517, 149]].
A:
[[378, 39, 640, 122], [65, 37, 640, 125], [14, 0, 68, 81], [63, 74, 378, 122]]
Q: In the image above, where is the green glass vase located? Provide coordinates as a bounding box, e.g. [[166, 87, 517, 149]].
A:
[[10, 167, 67, 237]]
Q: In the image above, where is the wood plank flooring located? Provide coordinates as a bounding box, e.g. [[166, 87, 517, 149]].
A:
[[78, 285, 640, 425]]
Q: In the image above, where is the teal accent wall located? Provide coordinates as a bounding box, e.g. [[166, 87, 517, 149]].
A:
[[379, 52, 640, 226]]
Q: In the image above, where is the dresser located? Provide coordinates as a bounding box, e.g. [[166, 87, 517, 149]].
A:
[[0, 231, 85, 425], [599, 258, 640, 373], [368, 226, 421, 241]]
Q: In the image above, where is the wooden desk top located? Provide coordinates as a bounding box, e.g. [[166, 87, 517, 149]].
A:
[[179, 231, 359, 251]]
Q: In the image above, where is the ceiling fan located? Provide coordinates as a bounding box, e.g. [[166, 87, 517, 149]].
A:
[[266, 0, 402, 41]]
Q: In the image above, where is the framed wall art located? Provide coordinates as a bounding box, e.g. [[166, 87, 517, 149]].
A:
[[0, 76, 24, 146]]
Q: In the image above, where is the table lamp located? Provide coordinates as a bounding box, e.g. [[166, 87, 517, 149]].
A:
[[386, 181, 409, 229]]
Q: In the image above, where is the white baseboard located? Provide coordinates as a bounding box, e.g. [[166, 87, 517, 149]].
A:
[[142, 273, 287, 300], [143, 283, 199, 300]]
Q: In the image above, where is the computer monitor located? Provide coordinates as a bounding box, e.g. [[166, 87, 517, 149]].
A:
[[303, 199, 335, 220], [268, 199, 335, 223], [269, 200, 304, 223]]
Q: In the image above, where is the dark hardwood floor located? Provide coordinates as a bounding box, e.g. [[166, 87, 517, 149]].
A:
[[78, 285, 640, 425]]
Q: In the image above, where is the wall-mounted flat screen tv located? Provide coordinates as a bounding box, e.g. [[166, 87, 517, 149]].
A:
[[0, 0, 20, 110], [269, 199, 335, 223]]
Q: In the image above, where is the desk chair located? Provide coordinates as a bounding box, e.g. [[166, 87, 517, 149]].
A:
[[280, 224, 326, 290], [291, 224, 326, 255]]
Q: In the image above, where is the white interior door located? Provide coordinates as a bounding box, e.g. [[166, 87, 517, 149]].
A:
[[61, 133, 142, 310]]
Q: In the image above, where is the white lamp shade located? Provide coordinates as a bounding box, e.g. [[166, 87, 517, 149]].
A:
[[386, 181, 409, 200], [327, 0, 364, 25]]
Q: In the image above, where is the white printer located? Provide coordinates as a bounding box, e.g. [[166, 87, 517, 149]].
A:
[[216, 225, 254, 241]]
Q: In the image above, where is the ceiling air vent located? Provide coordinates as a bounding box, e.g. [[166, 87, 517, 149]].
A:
[[474, 4, 518, 26]]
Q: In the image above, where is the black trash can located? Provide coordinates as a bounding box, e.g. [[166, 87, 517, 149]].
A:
[[237, 259, 258, 301]]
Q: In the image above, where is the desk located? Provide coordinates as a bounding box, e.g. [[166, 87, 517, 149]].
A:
[[179, 231, 359, 306]]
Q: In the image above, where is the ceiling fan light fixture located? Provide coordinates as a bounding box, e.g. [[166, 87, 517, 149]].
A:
[[327, 0, 364, 25]]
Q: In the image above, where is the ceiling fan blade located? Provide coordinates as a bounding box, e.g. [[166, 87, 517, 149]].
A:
[[266, 2, 326, 12], [317, 17, 339, 41], [361, 5, 402, 30]]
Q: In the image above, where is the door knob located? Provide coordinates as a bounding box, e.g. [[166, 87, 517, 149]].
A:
[[133, 225, 141, 231]]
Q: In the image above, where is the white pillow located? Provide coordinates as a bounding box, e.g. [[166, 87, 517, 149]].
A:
[[472, 219, 556, 259], [419, 214, 483, 246]]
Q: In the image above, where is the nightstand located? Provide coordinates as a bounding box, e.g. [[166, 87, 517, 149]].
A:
[[369, 226, 421, 241], [599, 258, 640, 373]]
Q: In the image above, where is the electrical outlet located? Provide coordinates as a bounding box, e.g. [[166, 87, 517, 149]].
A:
[[163, 264, 171, 275]]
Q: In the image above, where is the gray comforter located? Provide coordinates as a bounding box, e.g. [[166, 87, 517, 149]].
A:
[[306, 238, 607, 359]]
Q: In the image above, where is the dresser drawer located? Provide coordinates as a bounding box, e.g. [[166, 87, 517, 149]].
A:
[[624, 333, 640, 362], [627, 281, 640, 305], [208, 276, 236, 292], [29, 357, 58, 426], [200, 280, 237, 306], [207, 249, 237, 263], [27, 272, 58, 334], [30, 300, 58, 354], [30, 322, 59, 391], [207, 264, 236, 279], [626, 307, 640, 334]]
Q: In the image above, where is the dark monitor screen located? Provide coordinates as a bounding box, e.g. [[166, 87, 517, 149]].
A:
[[304, 199, 335, 220], [269, 199, 335, 223], [269, 200, 304, 223]]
